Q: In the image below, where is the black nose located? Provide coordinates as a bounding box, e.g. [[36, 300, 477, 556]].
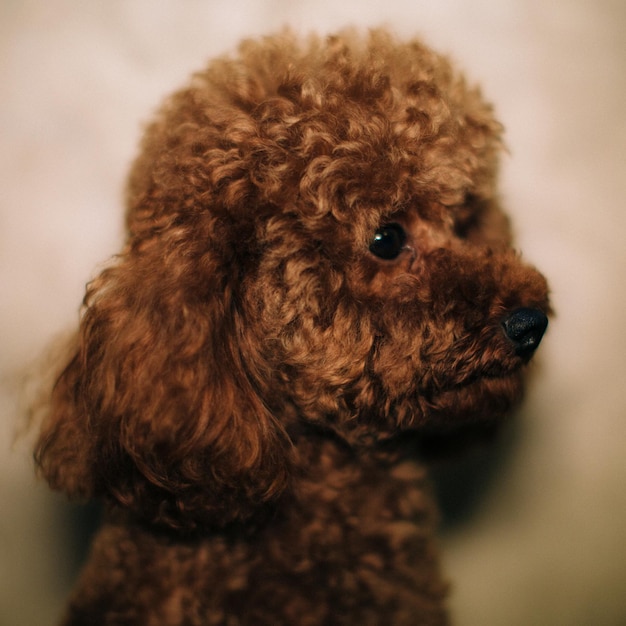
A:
[[502, 307, 548, 358]]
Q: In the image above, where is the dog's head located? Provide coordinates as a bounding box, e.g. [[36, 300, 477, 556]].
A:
[[35, 30, 549, 530]]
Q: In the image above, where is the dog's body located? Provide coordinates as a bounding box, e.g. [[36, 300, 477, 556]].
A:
[[67, 436, 446, 625], [34, 30, 549, 625]]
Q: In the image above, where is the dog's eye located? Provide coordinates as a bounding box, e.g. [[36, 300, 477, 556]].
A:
[[369, 223, 407, 260]]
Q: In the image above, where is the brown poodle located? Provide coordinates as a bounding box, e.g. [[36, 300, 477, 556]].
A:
[[34, 29, 549, 625]]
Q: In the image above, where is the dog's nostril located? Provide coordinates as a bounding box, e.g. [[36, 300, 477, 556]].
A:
[[502, 307, 548, 358]]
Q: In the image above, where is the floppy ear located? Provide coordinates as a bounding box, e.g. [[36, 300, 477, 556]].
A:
[[34, 229, 293, 531]]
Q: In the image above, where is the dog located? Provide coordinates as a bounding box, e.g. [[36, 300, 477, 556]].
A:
[[34, 29, 549, 625]]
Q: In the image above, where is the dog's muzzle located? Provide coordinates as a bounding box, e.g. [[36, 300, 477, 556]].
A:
[[502, 307, 548, 358]]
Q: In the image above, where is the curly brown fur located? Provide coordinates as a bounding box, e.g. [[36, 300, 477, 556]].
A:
[[33, 29, 549, 625]]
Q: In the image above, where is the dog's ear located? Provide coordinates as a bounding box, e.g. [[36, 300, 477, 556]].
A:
[[34, 235, 293, 531]]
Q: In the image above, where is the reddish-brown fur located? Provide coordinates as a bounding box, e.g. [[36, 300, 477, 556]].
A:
[[34, 30, 549, 625]]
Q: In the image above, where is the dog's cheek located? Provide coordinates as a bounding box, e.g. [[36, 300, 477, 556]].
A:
[[279, 312, 377, 417]]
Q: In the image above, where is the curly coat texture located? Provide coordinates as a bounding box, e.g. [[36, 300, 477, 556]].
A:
[[34, 29, 549, 625]]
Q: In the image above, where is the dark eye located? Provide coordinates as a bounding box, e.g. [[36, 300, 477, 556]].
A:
[[368, 223, 407, 260]]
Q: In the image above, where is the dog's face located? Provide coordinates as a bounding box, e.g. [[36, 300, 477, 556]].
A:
[[250, 204, 548, 441], [35, 30, 549, 529]]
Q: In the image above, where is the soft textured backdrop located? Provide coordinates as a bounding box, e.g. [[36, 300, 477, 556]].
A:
[[2, 1, 625, 624]]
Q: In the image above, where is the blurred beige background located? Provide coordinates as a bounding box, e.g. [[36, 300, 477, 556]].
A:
[[1, 1, 625, 624]]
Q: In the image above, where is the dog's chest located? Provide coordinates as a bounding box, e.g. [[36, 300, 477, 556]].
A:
[[65, 452, 449, 625]]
